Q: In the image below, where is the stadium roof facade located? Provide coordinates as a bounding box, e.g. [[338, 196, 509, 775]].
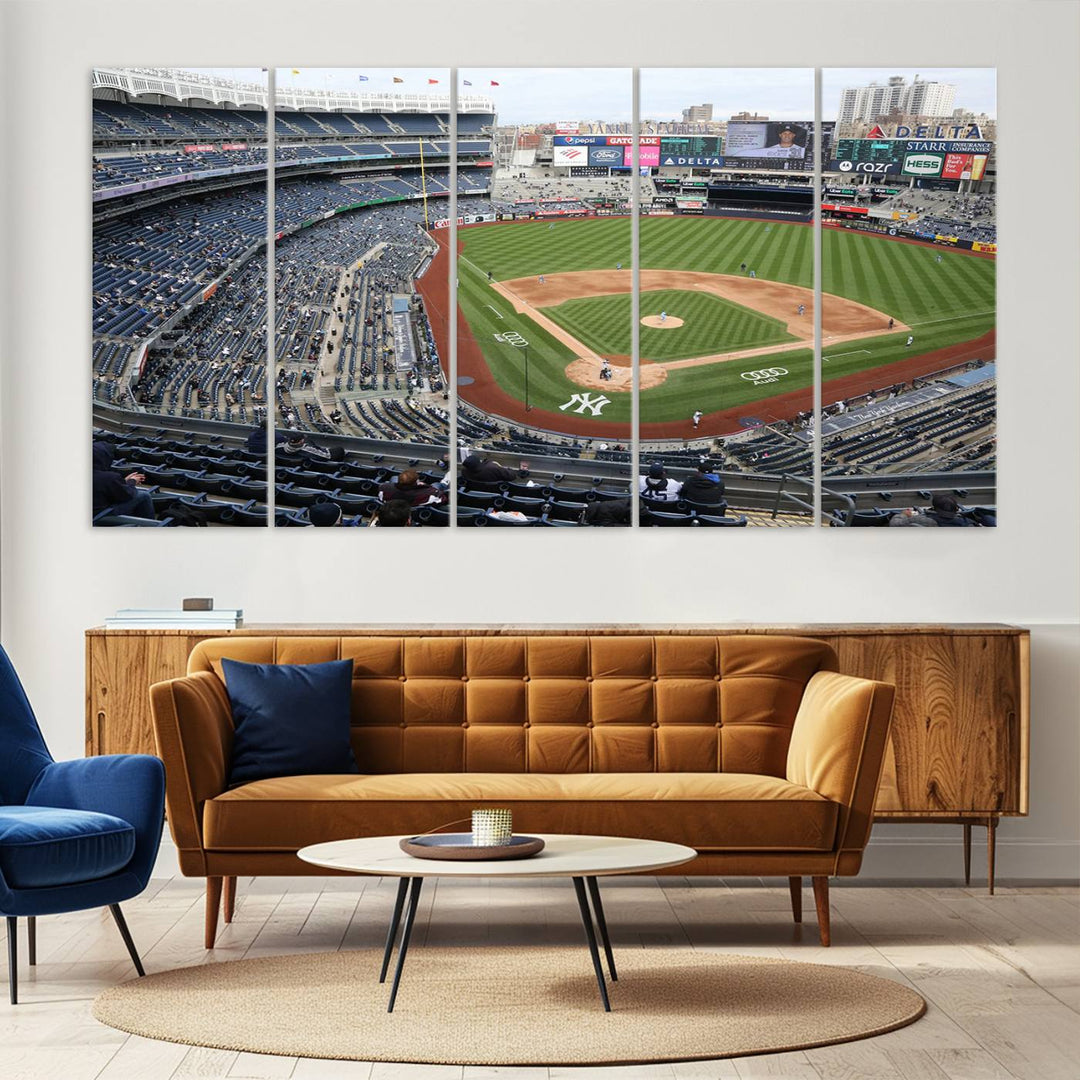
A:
[[92, 67, 496, 114]]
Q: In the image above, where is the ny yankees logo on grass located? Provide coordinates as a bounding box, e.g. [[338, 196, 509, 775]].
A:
[[559, 392, 611, 416]]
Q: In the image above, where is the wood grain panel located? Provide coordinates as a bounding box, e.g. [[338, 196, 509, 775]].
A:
[[87, 634, 201, 755], [829, 634, 1022, 814]]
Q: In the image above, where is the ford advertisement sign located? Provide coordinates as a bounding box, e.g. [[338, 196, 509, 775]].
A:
[[588, 145, 626, 166]]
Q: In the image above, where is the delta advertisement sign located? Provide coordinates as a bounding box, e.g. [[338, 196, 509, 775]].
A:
[[861, 122, 985, 140]]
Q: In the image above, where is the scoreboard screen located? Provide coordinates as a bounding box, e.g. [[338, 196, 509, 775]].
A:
[[659, 136, 724, 157], [835, 139, 898, 164]]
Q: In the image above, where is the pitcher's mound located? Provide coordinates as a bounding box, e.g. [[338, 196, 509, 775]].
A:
[[641, 315, 683, 329]]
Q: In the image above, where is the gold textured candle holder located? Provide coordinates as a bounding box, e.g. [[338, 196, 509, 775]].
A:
[[471, 808, 513, 846]]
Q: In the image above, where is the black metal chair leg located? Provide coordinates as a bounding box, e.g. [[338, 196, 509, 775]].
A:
[[380, 877, 410, 983], [572, 877, 611, 1011], [108, 904, 145, 977], [387, 877, 423, 1013], [7, 916, 17, 1005], [27, 917, 36, 966], [586, 876, 617, 981]]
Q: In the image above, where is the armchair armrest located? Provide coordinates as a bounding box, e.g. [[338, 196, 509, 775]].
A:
[[149, 671, 234, 874], [25, 754, 165, 888], [786, 670, 896, 873]]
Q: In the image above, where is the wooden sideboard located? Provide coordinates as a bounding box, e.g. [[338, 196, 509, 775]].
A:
[[86, 623, 1029, 891]]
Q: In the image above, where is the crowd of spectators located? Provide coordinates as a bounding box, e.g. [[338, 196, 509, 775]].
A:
[[882, 189, 996, 244]]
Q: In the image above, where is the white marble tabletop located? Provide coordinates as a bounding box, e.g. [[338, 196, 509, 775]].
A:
[[297, 833, 697, 879]]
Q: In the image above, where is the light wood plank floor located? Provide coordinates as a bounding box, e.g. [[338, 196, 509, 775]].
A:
[[2, 877, 1078, 1080]]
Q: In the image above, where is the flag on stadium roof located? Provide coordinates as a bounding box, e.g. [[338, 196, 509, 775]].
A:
[[393, 77, 404, 83], [358, 75, 369, 82], [490, 80, 500, 86], [428, 78, 439, 85], [290, 69, 299, 75], [463, 80, 472, 86]]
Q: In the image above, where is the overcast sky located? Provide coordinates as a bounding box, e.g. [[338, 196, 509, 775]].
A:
[[460, 68, 631, 124], [187, 67, 994, 123], [642, 68, 812, 122]]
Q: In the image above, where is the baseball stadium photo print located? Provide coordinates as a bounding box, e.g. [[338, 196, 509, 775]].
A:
[[91, 65, 996, 528]]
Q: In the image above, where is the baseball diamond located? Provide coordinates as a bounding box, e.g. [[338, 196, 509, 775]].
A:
[[427, 215, 996, 438]]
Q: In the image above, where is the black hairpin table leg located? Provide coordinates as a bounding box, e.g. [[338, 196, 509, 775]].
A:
[[586, 876, 617, 981], [380, 877, 410, 983], [387, 877, 423, 1013], [573, 876, 611, 1011]]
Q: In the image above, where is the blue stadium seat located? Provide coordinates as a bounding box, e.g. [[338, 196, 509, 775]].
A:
[[218, 501, 267, 527], [642, 511, 694, 527]]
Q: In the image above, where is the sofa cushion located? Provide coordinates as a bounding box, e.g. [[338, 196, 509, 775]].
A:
[[223, 657, 358, 786], [203, 772, 838, 853], [0, 805, 136, 888]]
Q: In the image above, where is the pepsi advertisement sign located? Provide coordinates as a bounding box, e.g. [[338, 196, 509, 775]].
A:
[[553, 135, 606, 146]]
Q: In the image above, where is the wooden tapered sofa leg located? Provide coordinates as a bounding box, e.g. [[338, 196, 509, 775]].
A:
[[223, 876, 236, 924], [788, 876, 803, 923], [205, 876, 223, 949], [812, 876, 831, 946]]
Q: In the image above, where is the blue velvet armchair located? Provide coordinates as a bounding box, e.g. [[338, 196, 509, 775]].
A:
[[0, 645, 165, 1003]]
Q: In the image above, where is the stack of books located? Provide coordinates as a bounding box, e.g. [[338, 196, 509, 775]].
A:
[[104, 608, 243, 630]]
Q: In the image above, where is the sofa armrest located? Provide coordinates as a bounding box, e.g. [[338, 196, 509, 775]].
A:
[[786, 670, 896, 872], [149, 671, 234, 872]]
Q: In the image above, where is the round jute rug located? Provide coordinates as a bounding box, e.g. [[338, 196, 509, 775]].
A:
[[93, 948, 925, 1066]]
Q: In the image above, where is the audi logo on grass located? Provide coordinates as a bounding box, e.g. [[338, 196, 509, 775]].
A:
[[740, 367, 789, 385]]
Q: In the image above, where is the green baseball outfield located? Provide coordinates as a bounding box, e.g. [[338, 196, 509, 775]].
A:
[[432, 215, 996, 438]]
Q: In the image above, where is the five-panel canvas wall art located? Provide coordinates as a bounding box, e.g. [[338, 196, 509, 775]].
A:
[[92, 67, 996, 527]]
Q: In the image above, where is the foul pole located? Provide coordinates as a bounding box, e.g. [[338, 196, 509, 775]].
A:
[[418, 137, 430, 229]]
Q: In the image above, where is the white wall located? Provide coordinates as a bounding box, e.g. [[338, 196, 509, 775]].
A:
[[1, 0, 1078, 881]]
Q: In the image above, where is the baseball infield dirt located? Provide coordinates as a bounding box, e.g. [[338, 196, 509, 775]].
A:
[[500, 269, 904, 341], [492, 270, 908, 394], [641, 315, 683, 328]]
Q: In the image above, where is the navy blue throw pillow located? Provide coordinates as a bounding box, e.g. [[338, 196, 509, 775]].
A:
[[222, 658, 358, 786]]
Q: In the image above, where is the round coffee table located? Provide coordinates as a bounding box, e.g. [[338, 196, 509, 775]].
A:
[[298, 833, 696, 1012]]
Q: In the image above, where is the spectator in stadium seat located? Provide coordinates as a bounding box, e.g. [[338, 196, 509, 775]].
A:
[[678, 462, 725, 505], [275, 431, 335, 462], [308, 502, 343, 527], [246, 421, 267, 454], [889, 509, 939, 527], [581, 498, 632, 527], [380, 469, 442, 507], [92, 440, 156, 520], [371, 499, 412, 527], [926, 493, 972, 527], [639, 462, 680, 501], [461, 453, 528, 483]]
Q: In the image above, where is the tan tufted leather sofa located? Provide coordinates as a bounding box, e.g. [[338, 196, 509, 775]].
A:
[[149, 634, 895, 948]]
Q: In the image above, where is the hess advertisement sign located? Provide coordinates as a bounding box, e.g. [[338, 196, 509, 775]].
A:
[[902, 153, 945, 176]]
